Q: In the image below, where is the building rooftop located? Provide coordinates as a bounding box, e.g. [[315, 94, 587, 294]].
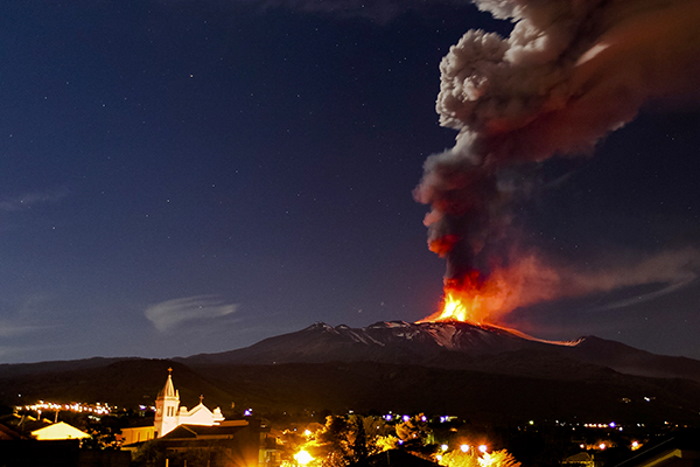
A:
[[614, 430, 700, 467]]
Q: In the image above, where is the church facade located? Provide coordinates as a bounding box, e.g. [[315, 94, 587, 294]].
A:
[[154, 369, 225, 438], [121, 369, 225, 445]]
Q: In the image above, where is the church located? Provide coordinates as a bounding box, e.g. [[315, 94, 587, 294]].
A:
[[154, 368, 225, 437], [120, 369, 226, 445]]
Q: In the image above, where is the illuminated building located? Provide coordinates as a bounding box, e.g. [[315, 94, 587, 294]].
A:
[[154, 368, 225, 438], [31, 421, 90, 441], [122, 368, 225, 444]]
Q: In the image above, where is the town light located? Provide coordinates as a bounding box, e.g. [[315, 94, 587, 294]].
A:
[[478, 445, 488, 453], [294, 450, 314, 466], [460, 444, 470, 453]]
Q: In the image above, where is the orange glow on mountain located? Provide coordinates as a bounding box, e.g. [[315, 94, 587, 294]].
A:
[[427, 283, 487, 324], [417, 255, 562, 326], [417, 259, 580, 346], [419, 272, 507, 325], [439, 289, 475, 322]]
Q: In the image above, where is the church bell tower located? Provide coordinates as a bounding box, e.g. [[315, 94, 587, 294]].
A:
[[154, 368, 180, 437]]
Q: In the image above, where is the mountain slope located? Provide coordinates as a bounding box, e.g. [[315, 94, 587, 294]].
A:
[[181, 321, 555, 365], [200, 361, 700, 424], [2, 358, 699, 425], [0, 359, 235, 409], [1, 321, 699, 424], [181, 321, 700, 383]]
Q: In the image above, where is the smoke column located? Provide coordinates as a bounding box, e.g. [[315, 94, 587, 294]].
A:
[[415, 0, 700, 295]]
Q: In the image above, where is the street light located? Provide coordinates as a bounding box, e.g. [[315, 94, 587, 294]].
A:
[[294, 450, 314, 466]]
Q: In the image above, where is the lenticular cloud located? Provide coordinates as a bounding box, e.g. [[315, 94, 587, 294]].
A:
[[145, 295, 238, 332]]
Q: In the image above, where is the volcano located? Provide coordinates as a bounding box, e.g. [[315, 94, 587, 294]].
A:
[[2, 321, 700, 424], [180, 321, 700, 383], [180, 321, 564, 366]]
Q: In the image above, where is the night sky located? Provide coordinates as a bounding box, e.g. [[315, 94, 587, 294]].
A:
[[1, 1, 698, 364]]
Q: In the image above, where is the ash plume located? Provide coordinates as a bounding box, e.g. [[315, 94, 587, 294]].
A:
[[415, 0, 700, 292]]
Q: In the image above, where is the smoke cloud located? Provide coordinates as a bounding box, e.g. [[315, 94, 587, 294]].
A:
[[415, 0, 700, 292], [482, 248, 700, 322]]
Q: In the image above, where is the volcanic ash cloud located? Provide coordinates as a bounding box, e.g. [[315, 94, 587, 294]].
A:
[[415, 0, 700, 317]]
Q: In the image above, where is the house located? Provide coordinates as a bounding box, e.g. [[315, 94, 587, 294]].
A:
[[31, 421, 90, 441], [119, 424, 156, 445], [350, 449, 441, 467], [163, 420, 250, 440], [562, 451, 602, 467], [132, 417, 264, 466], [613, 431, 700, 467], [0, 421, 25, 441], [158, 419, 262, 466], [1, 421, 129, 467]]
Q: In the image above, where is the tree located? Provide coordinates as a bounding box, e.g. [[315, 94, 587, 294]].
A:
[[478, 450, 521, 467], [352, 416, 368, 463], [438, 450, 480, 467], [395, 414, 430, 450], [357, 416, 394, 456], [438, 449, 521, 467], [309, 415, 356, 467]]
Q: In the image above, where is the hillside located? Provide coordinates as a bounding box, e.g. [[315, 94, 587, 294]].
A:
[[0, 321, 699, 424]]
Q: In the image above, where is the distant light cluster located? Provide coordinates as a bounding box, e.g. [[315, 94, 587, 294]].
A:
[[18, 400, 114, 416], [584, 422, 622, 430], [381, 412, 453, 423]]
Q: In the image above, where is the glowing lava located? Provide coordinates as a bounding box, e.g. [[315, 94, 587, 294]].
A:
[[418, 255, 565, 326], [417, 267, 580, 347], [418, 272, 506, 325], [427, 286, 485, 323]]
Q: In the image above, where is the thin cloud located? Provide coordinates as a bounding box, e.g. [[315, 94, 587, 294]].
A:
[[0, 317, 63, 362], [0, 322, 56, 338], [592, 280, 693, 312], [0, 187, 69, 212], [567, 248, 700, 301], [242, 0, 466, 23], [0, 345, 27, 360], [145, 295, 238, 332]]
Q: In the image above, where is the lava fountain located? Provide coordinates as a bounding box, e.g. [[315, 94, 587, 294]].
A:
[[417, 260, 543, 326], [417, 272, 501, 324], [417, 269, 579, 346]]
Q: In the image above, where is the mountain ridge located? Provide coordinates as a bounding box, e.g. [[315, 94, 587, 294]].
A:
[[1, 320, 699, 424], [178, 320, 700, 383]]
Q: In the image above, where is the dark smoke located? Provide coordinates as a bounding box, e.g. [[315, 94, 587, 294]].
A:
[[415, 0, 700, 287]]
